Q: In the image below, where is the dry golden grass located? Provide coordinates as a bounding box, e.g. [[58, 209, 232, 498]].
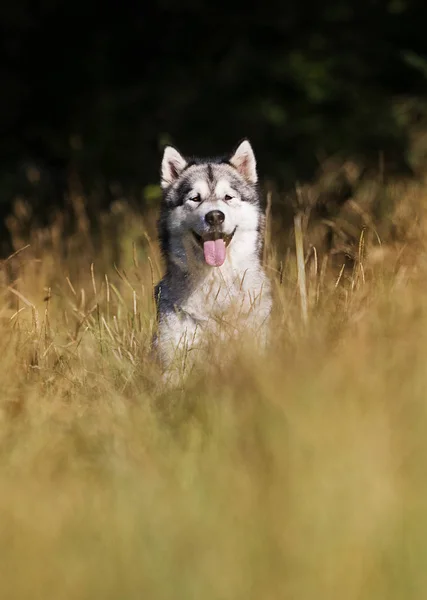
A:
[[1, 173, 427, 599]]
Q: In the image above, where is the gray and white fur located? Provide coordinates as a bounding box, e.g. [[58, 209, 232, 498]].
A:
[[153, 140, 272, 381]]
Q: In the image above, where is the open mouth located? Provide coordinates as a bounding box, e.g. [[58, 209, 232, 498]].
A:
[[192, 228, 236, 248], [192, 227, 237, 267]]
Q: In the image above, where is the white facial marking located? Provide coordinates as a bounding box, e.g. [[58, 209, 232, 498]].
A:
[[188, 179, 210, 201], [215, 179, 238, 201]]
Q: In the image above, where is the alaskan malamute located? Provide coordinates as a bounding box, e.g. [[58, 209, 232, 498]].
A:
[[154, 140, 272, 382]]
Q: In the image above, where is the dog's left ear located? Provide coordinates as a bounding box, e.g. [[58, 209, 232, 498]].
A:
[[229, 140, 257, 184], [161, 146, 187, 189]]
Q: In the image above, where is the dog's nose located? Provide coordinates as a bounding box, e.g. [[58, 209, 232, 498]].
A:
[[205, 210, 225, 227]]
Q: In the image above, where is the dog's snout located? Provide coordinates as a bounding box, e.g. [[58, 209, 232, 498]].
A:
[[205, 210, 225, 227]]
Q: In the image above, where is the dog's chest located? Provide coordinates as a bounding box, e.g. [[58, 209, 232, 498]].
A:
[[182, 267, 256, 322]]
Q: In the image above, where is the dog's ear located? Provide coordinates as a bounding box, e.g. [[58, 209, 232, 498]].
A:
[[229, 140, 257, 184], [161, 146, 187, 189]]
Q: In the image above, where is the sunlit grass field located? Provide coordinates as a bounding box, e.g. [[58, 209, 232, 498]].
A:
[[1, 171, 427, 599]]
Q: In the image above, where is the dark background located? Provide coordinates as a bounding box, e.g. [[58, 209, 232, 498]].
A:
[[1, 0, 426, 222]]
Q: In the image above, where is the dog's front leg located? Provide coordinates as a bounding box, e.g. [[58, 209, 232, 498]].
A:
[[157, 310, 201, 386]]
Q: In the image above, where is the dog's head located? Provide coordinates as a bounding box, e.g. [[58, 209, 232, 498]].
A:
[[159, 140, 263, 268]]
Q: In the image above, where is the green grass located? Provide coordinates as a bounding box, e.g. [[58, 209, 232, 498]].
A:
[[1, 175, 427, 599]]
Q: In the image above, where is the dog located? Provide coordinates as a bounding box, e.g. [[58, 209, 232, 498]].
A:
[[153, 139, 272, 382]]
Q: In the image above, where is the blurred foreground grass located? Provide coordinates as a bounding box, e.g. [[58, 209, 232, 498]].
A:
[[1, 173, 427, 599]]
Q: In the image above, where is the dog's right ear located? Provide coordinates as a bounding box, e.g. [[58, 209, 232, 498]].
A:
[[229, 139, 257, 185], [161, 146, 187, 189]]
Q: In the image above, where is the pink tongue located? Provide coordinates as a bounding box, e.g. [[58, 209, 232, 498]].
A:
[[203, 239, 226, 267]]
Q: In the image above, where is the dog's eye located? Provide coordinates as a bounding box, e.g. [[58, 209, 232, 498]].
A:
[[189, 194, 201, 202], [224, 194, 233, 201]]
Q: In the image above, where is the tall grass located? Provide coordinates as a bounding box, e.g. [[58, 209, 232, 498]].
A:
[[1, 172, 427, 599]]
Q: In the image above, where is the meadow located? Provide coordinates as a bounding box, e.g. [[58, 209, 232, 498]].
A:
[[1, 166, 427, 599]]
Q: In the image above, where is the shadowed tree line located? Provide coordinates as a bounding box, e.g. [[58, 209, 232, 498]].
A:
[[0, 0, 426, 224]]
